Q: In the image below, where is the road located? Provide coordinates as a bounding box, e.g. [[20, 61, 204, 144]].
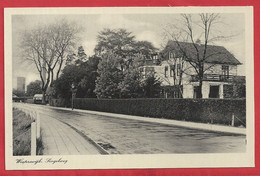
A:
[[16, 103, 246, 154]]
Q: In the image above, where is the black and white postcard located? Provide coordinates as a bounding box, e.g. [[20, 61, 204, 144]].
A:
[[4, 7, 254, 170]]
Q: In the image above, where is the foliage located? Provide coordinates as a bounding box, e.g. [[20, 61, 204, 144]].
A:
[[52, 65, 79, 99], [13, 89, 26, 97], [26, 80, 42, 96], [134, 41, 158, 59], [142, 74, 162, 98], [52, 55, 101, 100], [51, 28, 160, 100], [94, 28, 136, 57], [77, 55, 101, 98], [77, 46, 87, 61], [118, 67, 143, 98], [66, 46, 87, 66], [95, 28, 157, 58], [94, 51, 160, 99], [94, 52, 124, 98], [13, 108, 33, 155], [50, 98, 246, 127]]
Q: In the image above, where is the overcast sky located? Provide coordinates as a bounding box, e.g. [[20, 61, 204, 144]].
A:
[[12, 13, 245, 89]]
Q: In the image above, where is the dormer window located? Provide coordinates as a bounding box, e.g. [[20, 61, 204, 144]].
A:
[[152, 55, 158, 64], [169, 52, 174, 59], [165, 66, 168, 77]]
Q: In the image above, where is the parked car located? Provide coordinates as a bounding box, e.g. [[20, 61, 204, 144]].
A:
[[33, 94, 43, 104]]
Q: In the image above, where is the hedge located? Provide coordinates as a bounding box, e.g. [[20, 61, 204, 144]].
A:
[[50, 98, 246, 127]]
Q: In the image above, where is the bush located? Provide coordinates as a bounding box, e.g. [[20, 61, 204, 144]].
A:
[[50, 98, 246, 127], [49, 98, 71, 108]]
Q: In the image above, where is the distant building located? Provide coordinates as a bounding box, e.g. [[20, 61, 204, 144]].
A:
[[17, 77, 26, 92]]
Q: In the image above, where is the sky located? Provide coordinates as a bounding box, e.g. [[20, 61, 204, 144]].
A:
[[12, 13, 245, 89]]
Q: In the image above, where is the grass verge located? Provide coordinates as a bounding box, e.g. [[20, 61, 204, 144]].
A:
[[13, 108, 44, 155]]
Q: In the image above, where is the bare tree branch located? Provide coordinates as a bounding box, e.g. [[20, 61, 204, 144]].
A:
[[20, 19, 81, 103]]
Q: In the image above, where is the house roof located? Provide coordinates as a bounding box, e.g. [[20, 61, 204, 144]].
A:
[[162, 41, 241, 65]]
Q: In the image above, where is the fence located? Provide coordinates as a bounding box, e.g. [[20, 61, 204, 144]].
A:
[[13, 103, 41, 156]]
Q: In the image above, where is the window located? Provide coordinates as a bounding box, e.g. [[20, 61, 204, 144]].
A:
[[222, 65, 229, 80], [152, 55, 158, 64], [193, 86, 200, 99], [209, 85, 220, 98], [170, 65, 175, 77], [169, 52, 174, 59], [222, 65, 229, 76], [177, 64, 181, 76], [165, 66, 168, 77]]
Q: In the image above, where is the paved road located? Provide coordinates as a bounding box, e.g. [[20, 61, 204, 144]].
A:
[[16, 104, 246, 154]]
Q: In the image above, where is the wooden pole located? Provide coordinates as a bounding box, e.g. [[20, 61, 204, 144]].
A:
[[36, 112, 40, 139], [231, 113, 235, 127], [72, 94, 73, 110], [31, 122, 36, 156]]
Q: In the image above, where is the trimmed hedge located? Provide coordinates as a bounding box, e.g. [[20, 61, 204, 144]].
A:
[[50, 98, 246, 127]]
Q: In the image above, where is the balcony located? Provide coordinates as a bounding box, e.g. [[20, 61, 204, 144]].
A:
[[191, 74, 234, 82]]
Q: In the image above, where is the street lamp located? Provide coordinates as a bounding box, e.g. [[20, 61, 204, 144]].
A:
[[71, 83, 77, 110]]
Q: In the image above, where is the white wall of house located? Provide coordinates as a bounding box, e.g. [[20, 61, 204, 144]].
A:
[[183, 84, 194, 98], [183, 81, 234, 98], [204, 63, 237, 75], [142, 56, 239, 99]]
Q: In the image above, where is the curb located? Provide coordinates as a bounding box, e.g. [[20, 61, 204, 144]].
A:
[[60, 121, 109, 155]]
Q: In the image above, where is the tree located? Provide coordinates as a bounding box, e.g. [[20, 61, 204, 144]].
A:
[[77, 46, 87, 62], [94, 52, 124, 98], [21, 20, 80, 103], [78, 55, 101, 98], [94, 28, 159, 99], [118, 55, 144, 98], [163, 13, 230, 98], [94, 28, 158, 72], [52, 55, 101, 100], [94, 28, 136, 58], [26, 80, 42, 97], [67, 46, 87, 66], [53, 64, 87, 99], [142, 74, 162, 98], [134, 41, 158, 59], [13, 89, 26, 97]]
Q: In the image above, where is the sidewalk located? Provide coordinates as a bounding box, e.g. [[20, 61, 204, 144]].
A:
[[48, 105, 246, 135], [40, 111, 102, 155]]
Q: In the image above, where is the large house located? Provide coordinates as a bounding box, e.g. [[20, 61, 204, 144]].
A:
[[141, 41, 246, 99]]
